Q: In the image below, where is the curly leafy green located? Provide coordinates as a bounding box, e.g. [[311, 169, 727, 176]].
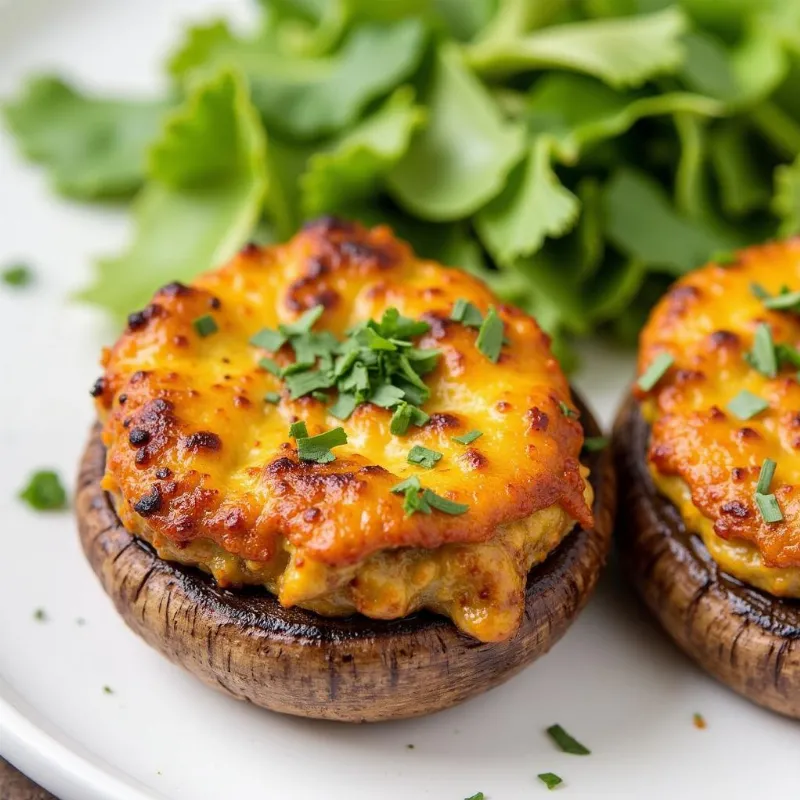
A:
[[467, 7, 687, 88], [3, 0, 800, 364], [388, 43, 525, 220], [301, 86, 425, 217], [78, 70, 267, 317], [2, 76, 170, 199]]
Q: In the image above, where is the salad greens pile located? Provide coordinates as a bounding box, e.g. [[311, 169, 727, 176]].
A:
[[4, 0, 800, 361]]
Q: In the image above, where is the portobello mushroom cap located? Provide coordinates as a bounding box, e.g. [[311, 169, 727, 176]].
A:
[[613, 395, 800, 719], [76, 390, 614, 723]]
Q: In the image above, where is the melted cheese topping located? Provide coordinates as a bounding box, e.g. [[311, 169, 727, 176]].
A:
[[638, 239, 800, 596], [95, 218, 593, 641]]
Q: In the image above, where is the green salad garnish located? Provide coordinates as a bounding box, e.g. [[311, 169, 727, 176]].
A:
[[3, 2, 800, 360]]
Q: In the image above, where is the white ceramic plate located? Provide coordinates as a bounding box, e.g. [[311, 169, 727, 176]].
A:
[[0, 2, 798, 798]]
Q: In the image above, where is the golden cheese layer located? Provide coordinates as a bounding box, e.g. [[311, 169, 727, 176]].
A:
[[638, 238, 800, 596], [94, 218, 593, 641]]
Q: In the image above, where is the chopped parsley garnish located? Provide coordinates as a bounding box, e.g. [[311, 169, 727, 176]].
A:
[[582, 436, 609, 453], [727, 390, 769, 420], [407, 445, 442, 469], [475, 305, 504, 363], [390, 402, 429, 435], [296, 426, 347, 464], [750, 282, 771, 300], [745, 323, 778, 377], [764, 289, 800, 312], [192, 314, 218, 337], [251, 305, 439, 429], [289, 421, 309, 439], [259, 357, 282, 376], [558, 401, 577, 418], [19, 470, 67, 510], [450, 298, 483, 328], [755, 458, 783, 524], [637, 352, 674, 391], [538, 773, 563, 790], [390, 476, 468, 516], [250, 327, 286, 351], [546, 724, 591, 755], [755, 492, 783, 524], [33, 608, 47, 622], [425, 490, 469, 515], [464, 794, 485, 800], [264, 391, 281, 404], [452, 430, 483, 445], [103, 686, 114, 695], [756, 458, 777, 494], [2, 263, 33, 286]]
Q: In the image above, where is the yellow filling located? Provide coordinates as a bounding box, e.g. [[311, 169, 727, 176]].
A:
[[122, 471, 592, 643], [652, 471, 800, 597]]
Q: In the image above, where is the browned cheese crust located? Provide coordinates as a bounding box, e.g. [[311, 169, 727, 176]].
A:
[[637, 239, 800, 576], [91, 218, 593, 640]]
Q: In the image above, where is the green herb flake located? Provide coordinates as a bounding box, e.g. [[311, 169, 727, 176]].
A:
[[2, 263, 33, 287], [764, 290, 800, 312], [390, 402, 429, 436], [19, 470, 67, 510], [450, 298, 483, 328], [289, 421, 309, 439], [369, 384, 405, 409], [756, 458, 777, 495], [582, 436, 609, 453], [329, 392, 358, 420], [391, 476, 421, 494], [285, 369, 333, 399], [280, 304, 324, 336], [103, 686, 114, 695], [755, 492, 783, 524], [637, 352, 674, 391], [475, 305, 504, 363], [538, 773, 563, 790], [192, 314, 218, 337], [452, 430, 483, 445], [407, 445, 442, 469], [750, 282, 771, 300], [33, 608, 47, 622], [296, 426, 348, 463], [559, 401, 578, 418], [263, 391, 281, 404], [464, 794, 485, 800], [422, 489, 468, 515], [727, 390, 769, 421], [745, 323, 778, 378], [258, 357, 282, 377], [250, 327, 286, 352], [546, 724, 591, 755]]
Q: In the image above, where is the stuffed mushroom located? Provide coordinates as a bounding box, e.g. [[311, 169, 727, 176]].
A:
[[78, 218, 614, 721]]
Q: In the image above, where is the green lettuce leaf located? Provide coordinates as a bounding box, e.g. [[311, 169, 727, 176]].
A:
[[2, 75, 169, 200], [710, 122, 772, 216], [300, 86, 425, 217], [603, 168, 733, 274], [78, 70, 268, 317], [387, 43, 525, 220], [475, 136, 579, 266], [466, 7, 686, 88], [774, 156, 800, 237], [523, 73, 723, 163]]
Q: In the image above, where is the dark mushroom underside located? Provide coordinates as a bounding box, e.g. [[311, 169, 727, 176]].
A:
[[614, 395, 800, 720], [76, 393, 614, 723]]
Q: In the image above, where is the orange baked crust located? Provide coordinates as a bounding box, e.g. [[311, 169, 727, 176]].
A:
[[93, 218, 592, 570], [637, 238, 800, 569]]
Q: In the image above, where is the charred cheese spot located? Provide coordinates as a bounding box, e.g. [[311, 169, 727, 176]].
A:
[[639, 239, 800, 596], [96, 220, 592, 641]]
